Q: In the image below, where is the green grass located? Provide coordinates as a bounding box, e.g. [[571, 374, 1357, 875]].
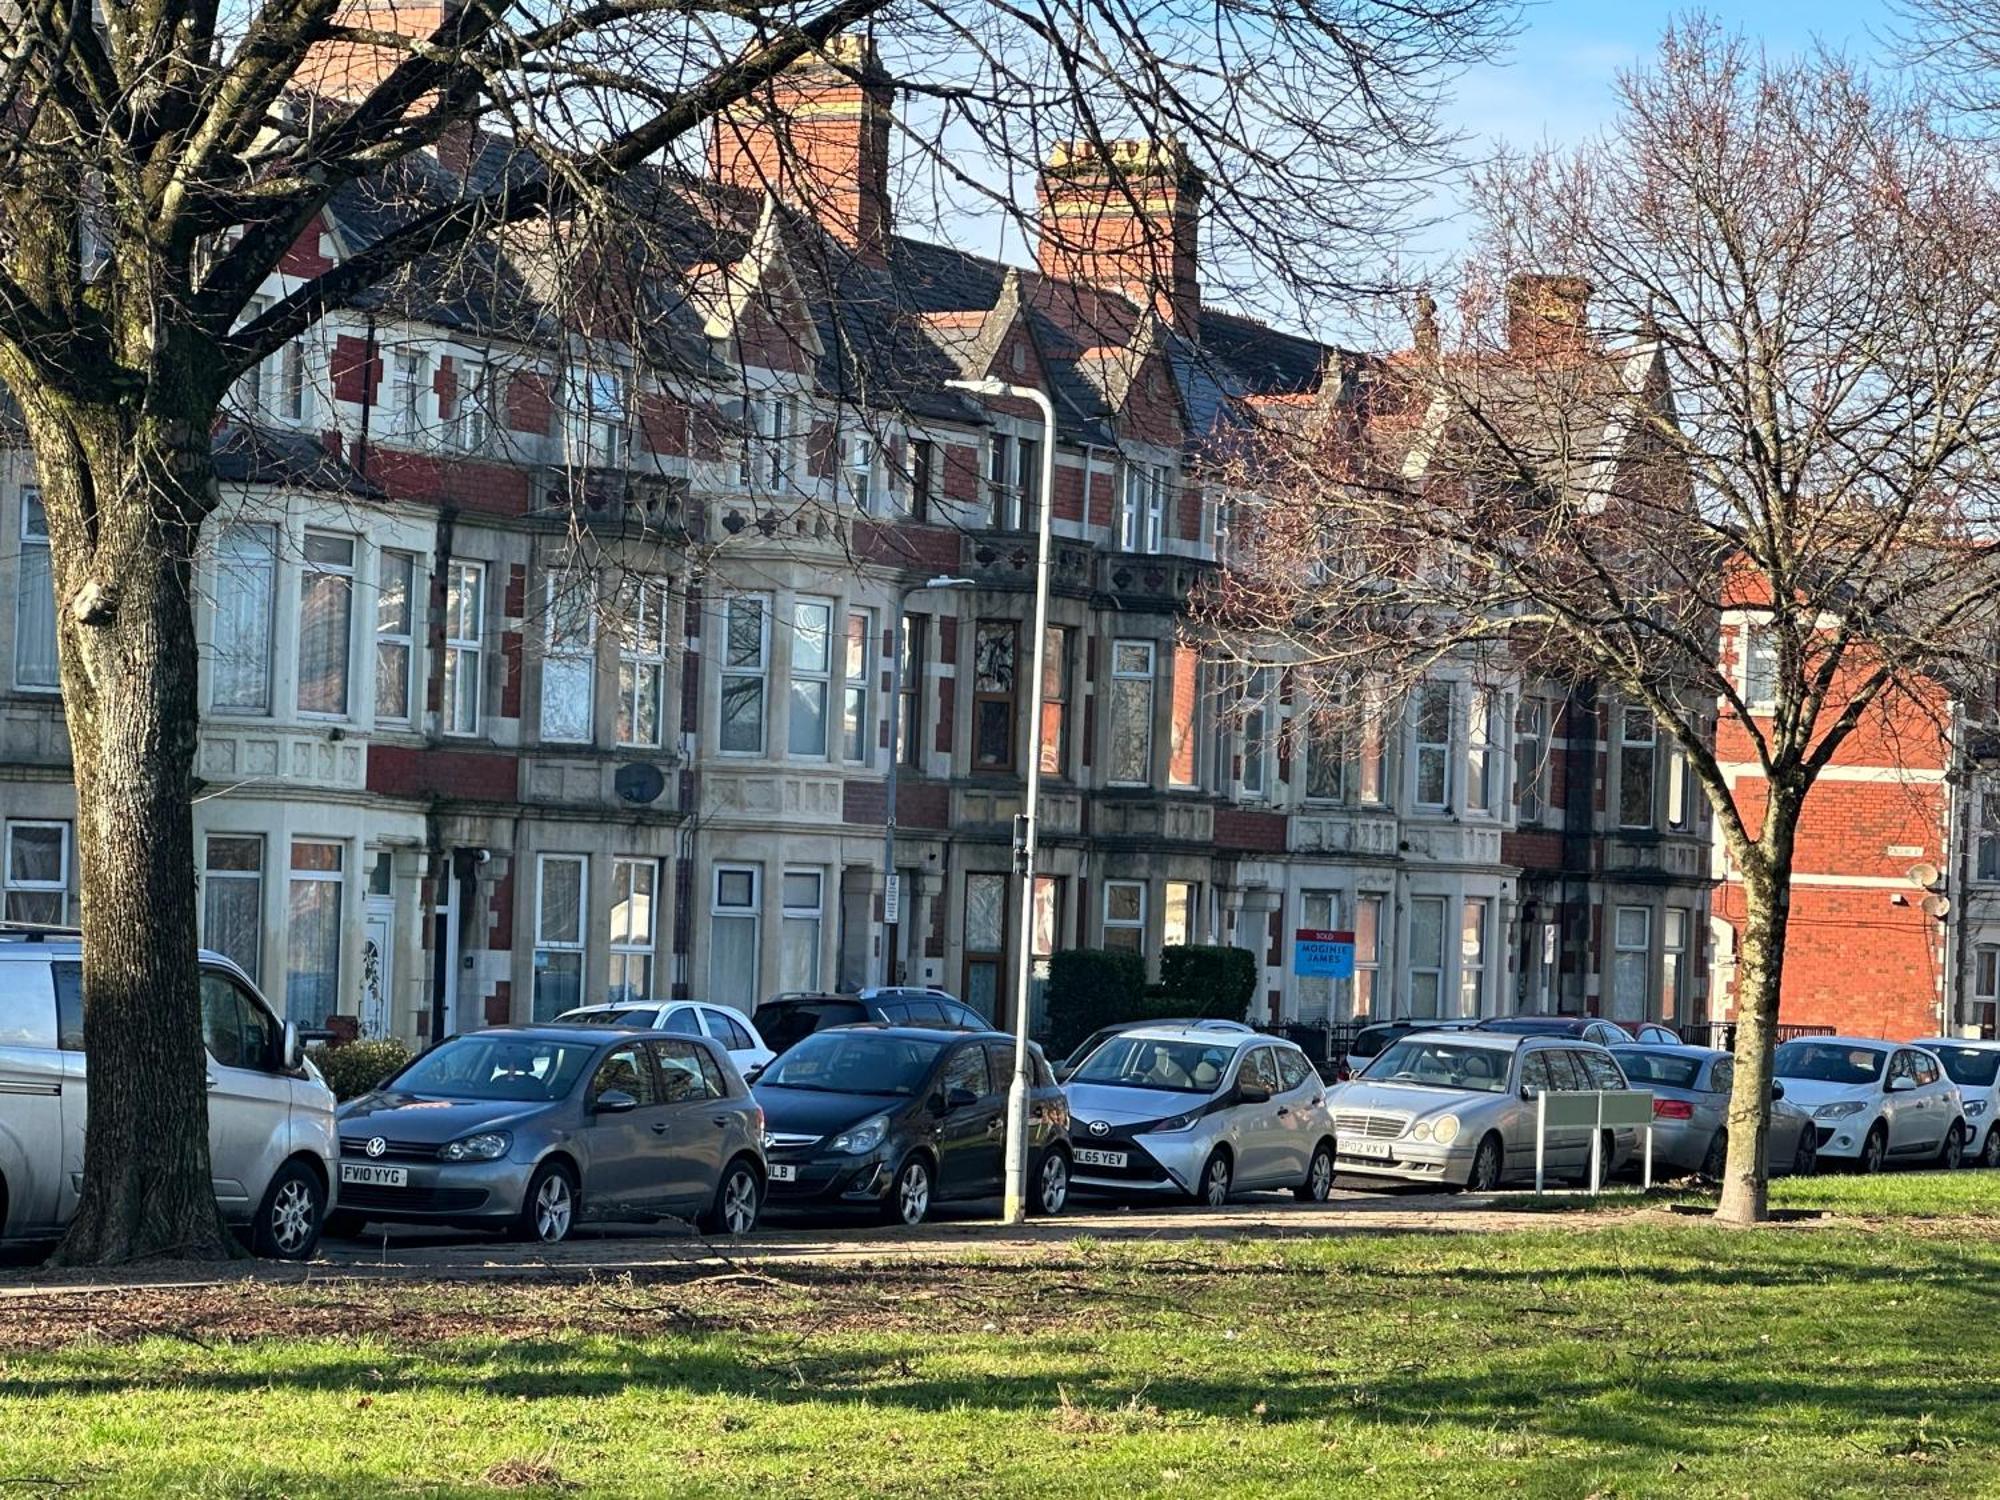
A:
[[8, 1181, 2000, 1497]]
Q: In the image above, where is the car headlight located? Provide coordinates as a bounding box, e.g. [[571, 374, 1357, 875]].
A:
[[1411, 1120, 1432, 1142], [1432, 1114, 1461, 1146], [1149, 1110, 1203, 1133], [1812, 1101, 1867, 1120], [830, 1114, 890, 1155], [1966, 1099, 1991, 1118], [439, 1131, 510, 1162]]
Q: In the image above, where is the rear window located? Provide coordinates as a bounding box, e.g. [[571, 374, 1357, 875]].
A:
[[901, 999, 946, 1024], [755, 1000, 866, 1052], [1611, 1051, 1701, 1090], [0, 961, 57, 1049], [1350, 1026, 1405, 1060], [1929, 1046, 2000, 1088]]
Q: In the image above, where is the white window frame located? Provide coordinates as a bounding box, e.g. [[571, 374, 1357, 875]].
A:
[[540, 571, 597, 746], [390, 347, 428, 441], [1662, 907, 1689, 1022], [1120, 461, 1168, 552], [1163, 880, 1198, 949], [788, 598, 834, 759], [3, 819, 69, 925], [1413, 681, 1453, 811], [572, 366, 628, 467], [1103, 879, 1147, 954], [719, 594, 771, 756], [1107, 640, 1157, 787], [443, 560, 484, 737], [1240, 667, 1275, 800], [1459, 896, 1489, 1018], [1977, 946, 2000, 1018], [374, 548, 417, 724], [1468, 688, 1499, 815], [780, 868, 825, 993], [843, 608, 873, 765], [201, 832, 264, 982], [742, 393, 794, 491], [617, 577, 670, 749], [1613, 905, 1653, 1022], [274, 336, 309, 426], [14, 488, 56, 694], [710, 864, 762, 1008], [296, 530, 356, 719], [1354, 892, 1385, 1019], [451, 359, 491, 452], [1981, 788, 2000, 883], [1408, 895, 1446, 1018], [534, 852, 588, 1020], [1515, 697, 1547, 822], [1618, 707, 1656, 830], [285, 838, 345, 1026], [985, 430, 1015, 529], [1743, 622, 1778, 710], [609, 856, 658, 1003]]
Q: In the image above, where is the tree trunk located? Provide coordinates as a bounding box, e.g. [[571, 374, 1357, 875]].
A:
[[1716, 836, 1795, 1228], [31, 404, 237, 1265]]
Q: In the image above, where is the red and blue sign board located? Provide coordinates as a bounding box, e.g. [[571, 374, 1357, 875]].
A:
[[1294, 929, 1356, 980]]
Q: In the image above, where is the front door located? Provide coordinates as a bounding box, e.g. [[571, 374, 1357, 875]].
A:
[[935, 1043, 1002, 1197], [648, 1038, 727, 1215], [199, 968, 294, 1222], [1234, 1046, 1289, 1186], [577, 1043, 666, 1218]]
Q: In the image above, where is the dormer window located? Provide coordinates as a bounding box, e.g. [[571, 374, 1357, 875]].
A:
[[391, 349, 428, 440]]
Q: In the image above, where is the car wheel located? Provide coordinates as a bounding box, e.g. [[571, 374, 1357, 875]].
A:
[[1295, 1142, 1335, 1203], [1030, 1148, 1070, 1216], [1858, 1124, 1888, 1175], [323, 1210, 368, 1240], [880, 1155, 932, 1227], [1791, 1127, 1818, 1178], [1572, 1131, 1615, 1190], [251, 1160, 325, 1261], [516, 1161, 578, 1244], [1982, 1126, 2000, 1170], [1196, 1149, 1232, 1208], [701, 1157, 762, 1237], [1700, 1130, 1728, 1181], [1938, 1122, 1967, 1172], [1466, 1133, 1505, 1193]]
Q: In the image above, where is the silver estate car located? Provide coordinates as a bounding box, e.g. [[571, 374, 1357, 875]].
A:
[[1329, 1030, 1639, 1190], [1064, 1026, 1337, 1205], [332, 1025, 766, 1243], [1609, 1044, 1818, 1178], [0, 937, 336, 1259]]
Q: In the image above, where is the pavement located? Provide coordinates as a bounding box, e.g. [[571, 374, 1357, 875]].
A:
[[0, 1181, 1654, 1296]]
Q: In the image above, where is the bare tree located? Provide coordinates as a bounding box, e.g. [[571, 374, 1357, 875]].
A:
[[1202, 21, 2000, 1224], [0, 0, 1510, 1261]]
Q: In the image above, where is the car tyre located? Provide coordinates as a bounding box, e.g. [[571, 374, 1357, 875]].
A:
[[1466, 1133, 1505, 1193], [700, 1157, 762, 1236], [516, 1160, 578, 1244], [1938, 1121, 1967, 1172], [880, 1155, 932, 1227], [323, 1210, 368, 1240], [1571, 1131, 1615, 1190], [1029, 1148, 1070, 1216], [1295, 1142, 1335, 1203], [1858, 1124, 1888, 1175], [1791, 1128, 1818, 1178], [1195, 1149, 1232, 1208], [1982, 1126, 2000, 1170], [252, 1159, 326, 1261], [1700, 1130, 1728, 1181]]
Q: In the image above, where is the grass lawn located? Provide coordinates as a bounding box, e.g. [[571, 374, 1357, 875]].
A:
[[6, 1179, 2000, 1497]]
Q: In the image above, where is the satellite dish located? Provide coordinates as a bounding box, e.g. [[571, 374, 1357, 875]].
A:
[[1922, 893, 1952, 920], [1908, 862, 1942, 889], [613, 763, 666, 805]]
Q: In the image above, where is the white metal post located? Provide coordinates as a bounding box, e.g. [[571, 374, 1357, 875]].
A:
[[1534, 1092, 1546, 1195], [1588, 1100, 1604, 1197], [1643, 1122, 1653, 1191]]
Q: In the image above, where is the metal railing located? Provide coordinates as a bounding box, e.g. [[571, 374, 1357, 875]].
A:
[[1679, 1021, 1835, 1051]]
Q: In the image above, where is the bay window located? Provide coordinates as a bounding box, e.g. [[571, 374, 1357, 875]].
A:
[[297, 532, 355, 717], [285, 840, 343, 1026], [1408, 896, 1445, 1016], [1164, 881, 1197, 949], [574, 367, 627, 466], [202, 834, 263, 982], [541, 573, 596, 745], [1619, 707, 1656, 829], [709, 866, 760, 1011], [609, 857, 657, 1003], [1468, 689, 1499, 814], [1120, 462, 1168, 552], [1662, 908, 1688, 1022], [451, 360, 491, 451], [1298, 890, 1339, 1023], [1459, 897, 1488, 1017], [617, 578, 669, 748], [843, 610, 872, 764], [533, 853, 586, 1021], [1354, 894, 1384, 1017], [719, 595, 769, 754], [209, 522, 274, 714], [443, 560, 484, 736], [14, 489, 55, 691], [788, 599, 833, 758], [1168, 644, 1200, 789], [1039, 625, 1072, 776], [972, 621, 1018, 771], [1240, 668, 1274, 799], [374, 549, 416, 722], [1515, 698, 1547, 822], [1107, 640, 1156, 785], [1413, 681, 1452, 809], [1612, 906, 1652, 1023], [898, 614, 926, 767], [964, 871, 1008, 1021], [391, 349, 427, 439]]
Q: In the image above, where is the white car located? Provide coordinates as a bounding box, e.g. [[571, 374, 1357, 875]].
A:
[[1773, 1036, 1967, 1172], [555, 1001, 776, 1078], [1914, 1037, 2000, 1168]]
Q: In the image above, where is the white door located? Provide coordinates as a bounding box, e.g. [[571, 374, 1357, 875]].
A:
[[362, 905, 393, 1039]]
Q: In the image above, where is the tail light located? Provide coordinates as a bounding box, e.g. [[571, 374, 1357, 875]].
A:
[[1653, 1098, 1694, 1120], [1335, 1064, 1351, 1083]]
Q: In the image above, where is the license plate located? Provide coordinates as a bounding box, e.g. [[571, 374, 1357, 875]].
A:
[[768, 1164, 797, 1182], [1074, 1148, 1127, 1169], [1340, 1139, 1394, 1160], [340, 1163, 408, 1187]]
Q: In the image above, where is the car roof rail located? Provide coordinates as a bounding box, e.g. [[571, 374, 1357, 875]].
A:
[[0, 921, 83, 942]]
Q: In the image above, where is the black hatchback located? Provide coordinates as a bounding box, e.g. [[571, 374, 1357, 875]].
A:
[[753, 991, 987, 1053], [754, 1027, 1071, 1225]]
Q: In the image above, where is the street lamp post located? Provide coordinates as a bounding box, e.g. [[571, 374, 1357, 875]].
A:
[[946, 377, 1056, 1225], [878, 573, 974, 988]]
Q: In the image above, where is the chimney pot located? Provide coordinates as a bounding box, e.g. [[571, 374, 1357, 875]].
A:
[[1506, 273, 1592, 357], [1037, 137, 1203, 333]]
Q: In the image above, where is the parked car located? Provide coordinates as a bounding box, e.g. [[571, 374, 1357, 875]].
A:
[[1054, 1017, 1254, 1081], [1328, 1029, 1640, 1190], [1476, 1014, 1638, 1047], [556, 1001, 776, 1078], [754, 1026, 1070, 1224], [753, 990, 988, 1053], [1609, 1044, 1817, 1178], [1773, 1037, 1967, 1173], [1631, 1023, 1683, 1046], [1064, 1026, 1337, 1206], [331, 1025, 766, 1243], [0, 937, 335, 1260], [1914, 1037, 2000, 1167], [1344, 1019, 1478, 1082]]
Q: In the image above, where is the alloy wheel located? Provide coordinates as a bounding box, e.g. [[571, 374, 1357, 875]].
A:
[[1860, 1128, 1886, 1175], [1038, 1153, 1069, 1214], [721, 1169, 758, 1235], [1943, 1125, 1966, 1172], [269, 1179, 315, 1256], [1306, 1149, 1333, 1201], [1983, 1128, 2000, 1169], [535, 1173, 574, 1242], [1468, 1136, 1504, 1193], [1203, 1156, 1230, 1207], [898, 1163, 931, 1225]]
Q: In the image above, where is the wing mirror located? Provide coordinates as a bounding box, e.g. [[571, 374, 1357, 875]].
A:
[[946, 1086, 980, 1110], [282, 1021, 303, 1072], [1236, 1080, 1271, 1106], [595, 1090, 639, 1114], [1888, 1076, 1917, 1094], [1770, 1080, 1786, 1101], [743, 1064, 766, 1085]]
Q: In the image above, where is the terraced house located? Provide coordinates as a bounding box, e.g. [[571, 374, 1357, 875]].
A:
[[0, 29, 1716, 1050]]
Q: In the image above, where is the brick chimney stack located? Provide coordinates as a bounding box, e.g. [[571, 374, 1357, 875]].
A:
[[1037, 138, 1204, 334], [709, 35, 895, 267], [1506, 273, 1592, 359], [303, 0, 459, 102]]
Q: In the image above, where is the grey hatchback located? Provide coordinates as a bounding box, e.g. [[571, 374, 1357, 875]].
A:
[[331, 1025, 766, 1244]]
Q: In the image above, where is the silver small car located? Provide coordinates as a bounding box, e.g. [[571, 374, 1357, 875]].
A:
[[1610, 1044, 1817, 1178], [1064, 1027, 1337, 1205], [1329, 1029, 1639, 1190], [332, 1025, 766, 1243]]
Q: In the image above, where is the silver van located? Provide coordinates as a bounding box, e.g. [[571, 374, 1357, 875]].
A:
[[0, 935, 337, 1258]]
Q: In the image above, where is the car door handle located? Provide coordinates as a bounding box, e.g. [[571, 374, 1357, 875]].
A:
[[711, 1115, 730, 1128], [205, 1076, 219, 1090], [651, 1122, 670, 1135], [1276, 1107, 1290, 1117], [986, 1116, 1004, 1132]]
